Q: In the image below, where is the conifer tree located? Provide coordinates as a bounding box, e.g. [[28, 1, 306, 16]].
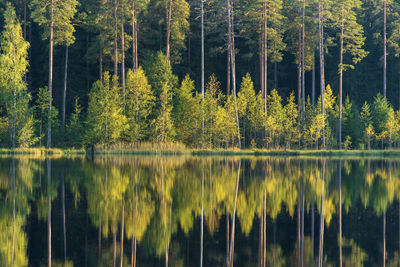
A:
[[332, 0, 368, 149], [30, 0, 78, 148]]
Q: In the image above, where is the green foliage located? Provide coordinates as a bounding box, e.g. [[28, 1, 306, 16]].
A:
[[66, 97, 83, 147], [154, 82, 175, 143], [173, 75, 200, 146], [85, 72, 128, 145], [143, 51, 177, 99], [30, 0, 79, 46], [124, 67, 155, 142]]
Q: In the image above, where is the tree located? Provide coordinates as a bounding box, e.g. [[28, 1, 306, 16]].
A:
[[66, 97, 83, 147], [174, 75, 201, 146], [203, 74, 222, 148], [85, 72, 128, 146], [153, 82, 174, 143], [385, 107, 399, 147], [283, 92, 299, 149], [30, 0, 78, 148], [124, 67, 155, 142], [237, 73, 257, 147], [162, 0, 189, 63], [0, 4, 30, 149], [332, 0, 368, 149], [143, 51, 177, 100]]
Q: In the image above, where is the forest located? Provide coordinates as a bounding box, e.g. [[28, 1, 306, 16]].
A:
[[2, 0, 400, 150]]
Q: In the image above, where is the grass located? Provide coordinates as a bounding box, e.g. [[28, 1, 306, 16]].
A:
[[2, 144, 400, 158], [0, 147, 85, 156]]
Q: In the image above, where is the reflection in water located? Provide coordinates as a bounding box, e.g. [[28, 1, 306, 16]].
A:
[[2, 156, 400, 266]]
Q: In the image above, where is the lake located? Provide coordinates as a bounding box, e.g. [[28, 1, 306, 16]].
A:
[[1, 155, 399, 266]]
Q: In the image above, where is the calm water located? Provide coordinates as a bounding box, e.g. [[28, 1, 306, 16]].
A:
[[1, 156, 400, 266]]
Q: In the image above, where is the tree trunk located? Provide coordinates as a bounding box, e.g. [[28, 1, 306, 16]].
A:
[[319, 0, 326, 149], [227, 43, 231, 96], [132, 0, 137, 71], [121, 22, 126, 106], [301, 0, 306, 124], [62, 45, 69, 143], [99, 48, 103, 80], [383, 0, 387, 98], [201, 0, 205, 135], [339, 22, 344, 149], [166, 0, 172, 62], [227, 0, 241, 149], [263, 0, 268, 115], [47, 1, 54, 148], [312, 55, 315, 110], [113, 0, 118, 76], [274, 62, 278, 90]]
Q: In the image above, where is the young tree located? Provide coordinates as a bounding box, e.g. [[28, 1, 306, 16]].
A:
[[85, 72, 128, 146], [332, 0, 368, 149], [372, 93, 390, 148], [360, 101, 373, 149], [66, 97, 83, 147], [154, 82, 175, 143], [283, 92, 299, 149], [30, 0, 78, 148], [125, 67, 155, 142], [174, 75, 201, 146], [237, 73, 257, 147], [0, 4, 29, 149]]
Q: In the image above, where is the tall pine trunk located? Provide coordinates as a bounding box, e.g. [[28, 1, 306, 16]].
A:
[[166, 0, 172, 61], [201, 0, 205, 135], [301, 0, 306, 124], [319, 0, 326, 149], [113, 0, 118, 76], [62, 45, 69, 142], [121, 22, 126, 105], [47, 1, 54, 148], [227, 0, 241, 148], [383, 0, 387, 98], [132, 0, 137, 71], [339, 22, 344, 149]]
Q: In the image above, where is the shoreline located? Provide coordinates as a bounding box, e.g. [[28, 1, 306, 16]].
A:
[[2, 147, 400, 157]]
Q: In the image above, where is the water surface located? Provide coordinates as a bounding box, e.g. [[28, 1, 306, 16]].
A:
[[1, 156, 400, 266]]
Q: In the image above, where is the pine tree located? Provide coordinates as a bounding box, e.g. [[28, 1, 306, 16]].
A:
[[0, 4, 30, 149], [30, 0, 78, 148], [332, 0, 368, 149]]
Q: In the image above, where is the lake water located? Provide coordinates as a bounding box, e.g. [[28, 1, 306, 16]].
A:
[[1, 156, 400, 266]]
